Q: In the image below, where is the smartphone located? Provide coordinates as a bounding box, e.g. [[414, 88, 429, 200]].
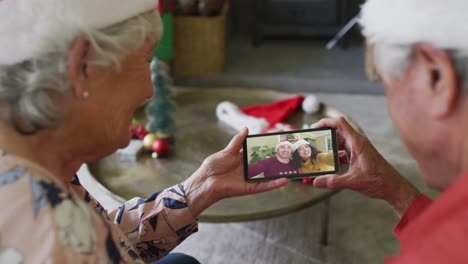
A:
[[243, 127, 339, 182]]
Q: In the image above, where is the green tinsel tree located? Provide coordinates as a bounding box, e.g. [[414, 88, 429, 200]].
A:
[[249, 145, 275, 164], [286, 134, 296, 143], [145, 58, 175, 134]]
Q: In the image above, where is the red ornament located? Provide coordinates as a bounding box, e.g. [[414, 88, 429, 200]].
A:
[[130, 124, 149, 140], [302, 177, 314, 184], [152, 139, 170, 157]]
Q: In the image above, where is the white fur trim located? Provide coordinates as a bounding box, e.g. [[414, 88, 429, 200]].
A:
[[292, 139, 309, 153], [360, 0, 468, 52], [275, 140, 293, 151], [216, 101, 269, 135], [302, 95, 320, 114], [0, 0, 157, 65]]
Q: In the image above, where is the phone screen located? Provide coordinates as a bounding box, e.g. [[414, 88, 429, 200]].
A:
[[243, 128, 339, 181]]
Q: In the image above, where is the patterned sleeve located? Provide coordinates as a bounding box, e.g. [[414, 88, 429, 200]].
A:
[[1, 166, 120, 263], [107, 184, 198, 262], [70, 176, 198, 262]]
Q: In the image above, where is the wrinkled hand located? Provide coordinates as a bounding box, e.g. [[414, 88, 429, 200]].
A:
[[311, 117, 419, 217], [183, 128, 289, 217]]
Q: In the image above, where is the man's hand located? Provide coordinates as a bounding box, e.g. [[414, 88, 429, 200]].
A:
[[183, 128, 289, 218], [311, 117, 420, 217]]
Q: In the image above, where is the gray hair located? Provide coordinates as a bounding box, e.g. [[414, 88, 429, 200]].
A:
[[0, 11, 162, 134], [373, 43, 468, 91]]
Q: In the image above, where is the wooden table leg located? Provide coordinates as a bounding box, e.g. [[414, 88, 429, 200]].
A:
[[320, 197, 331, 246]]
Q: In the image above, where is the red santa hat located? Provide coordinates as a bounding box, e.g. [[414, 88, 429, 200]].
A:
[[0, 0, 159, 65], [241, 96, 305, 127], [292, 139, 309, 152], [275, 139, 293, 152], [216, 94, 321, 134], [242, 94, 322, 133]]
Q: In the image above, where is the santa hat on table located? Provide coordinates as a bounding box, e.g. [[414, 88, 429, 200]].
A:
[[0, 0, 160, 65], [216, 94, 320, 134], [241, 95, 304, 132]]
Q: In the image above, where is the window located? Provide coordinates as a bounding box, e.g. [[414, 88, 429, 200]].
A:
[[326, 136, 332, 152]]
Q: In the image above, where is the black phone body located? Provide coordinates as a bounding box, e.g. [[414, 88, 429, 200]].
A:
[[243, 127, 339, 182]]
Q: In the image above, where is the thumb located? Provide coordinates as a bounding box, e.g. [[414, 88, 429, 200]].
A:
[[313, 174, 345, 190], [251, 178, 290, 194], [225, 127, 248, 152]]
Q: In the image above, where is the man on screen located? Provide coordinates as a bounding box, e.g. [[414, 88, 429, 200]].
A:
[[248, 139, 298, 178]]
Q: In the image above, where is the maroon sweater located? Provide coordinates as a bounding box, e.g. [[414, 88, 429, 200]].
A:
[[248, 157, 298, 178]]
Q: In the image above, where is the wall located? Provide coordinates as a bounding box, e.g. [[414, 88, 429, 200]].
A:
[[228, 0, 364, 37], [313, 135, 328, 152], [300, 132, 328, 152]]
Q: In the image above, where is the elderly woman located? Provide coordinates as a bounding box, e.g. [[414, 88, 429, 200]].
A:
[[0, 1, 288, 263], [291, 139, 335, 174]]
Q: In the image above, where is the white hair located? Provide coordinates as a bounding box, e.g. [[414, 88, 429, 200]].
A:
[[0, 11, 162, 134], [372, 44, 413, 82], [372, 43, 468, 91], [359, 0, 468, 88]]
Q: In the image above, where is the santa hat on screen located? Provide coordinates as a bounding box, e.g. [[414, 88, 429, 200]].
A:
[[292, 139, 309, 153], [0, 0, 160, 65], [216, 94, 320, 134], [275, 139, 293, 152]]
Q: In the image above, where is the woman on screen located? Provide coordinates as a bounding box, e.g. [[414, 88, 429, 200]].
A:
[[291, 139, 335, 173]]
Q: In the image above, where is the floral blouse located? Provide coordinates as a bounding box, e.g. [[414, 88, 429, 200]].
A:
[[0, 151, 198, 263]]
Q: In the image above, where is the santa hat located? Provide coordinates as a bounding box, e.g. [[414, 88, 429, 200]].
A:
[[292, 139, 309, 153], [216, 94, 321, 134], [241, 96, 305, 127], [276, 139, 293, 152], [360, 0, 468, 54], [0, 0, 159, 65]]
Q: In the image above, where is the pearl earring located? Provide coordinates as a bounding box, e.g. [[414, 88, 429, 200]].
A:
[[83, 91, 89, 98]]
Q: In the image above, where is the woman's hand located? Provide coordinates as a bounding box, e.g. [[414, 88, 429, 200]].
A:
[[311, 117, 420, 217], [183, 128, 289, 218]]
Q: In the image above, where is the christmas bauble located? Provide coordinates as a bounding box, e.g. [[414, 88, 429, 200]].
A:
[[143, 133, 158, 150], [152, 139, 170, 157], [154, 131, 175, 144], [131, 123, 149, 140]]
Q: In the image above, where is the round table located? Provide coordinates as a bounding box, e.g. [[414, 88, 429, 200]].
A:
[[91, 88, 356, 224]]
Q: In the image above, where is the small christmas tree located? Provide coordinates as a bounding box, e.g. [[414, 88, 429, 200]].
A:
[[146, 58, 175, 134]]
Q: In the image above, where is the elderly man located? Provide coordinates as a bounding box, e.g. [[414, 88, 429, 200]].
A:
[[312, 0, 468, 262], [248, 139, 298, 178]]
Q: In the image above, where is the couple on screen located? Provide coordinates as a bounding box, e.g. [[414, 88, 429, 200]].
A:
[[248, 138, 335, 179]]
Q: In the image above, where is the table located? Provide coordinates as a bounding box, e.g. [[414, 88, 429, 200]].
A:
[[90, 88, 359, 243]]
